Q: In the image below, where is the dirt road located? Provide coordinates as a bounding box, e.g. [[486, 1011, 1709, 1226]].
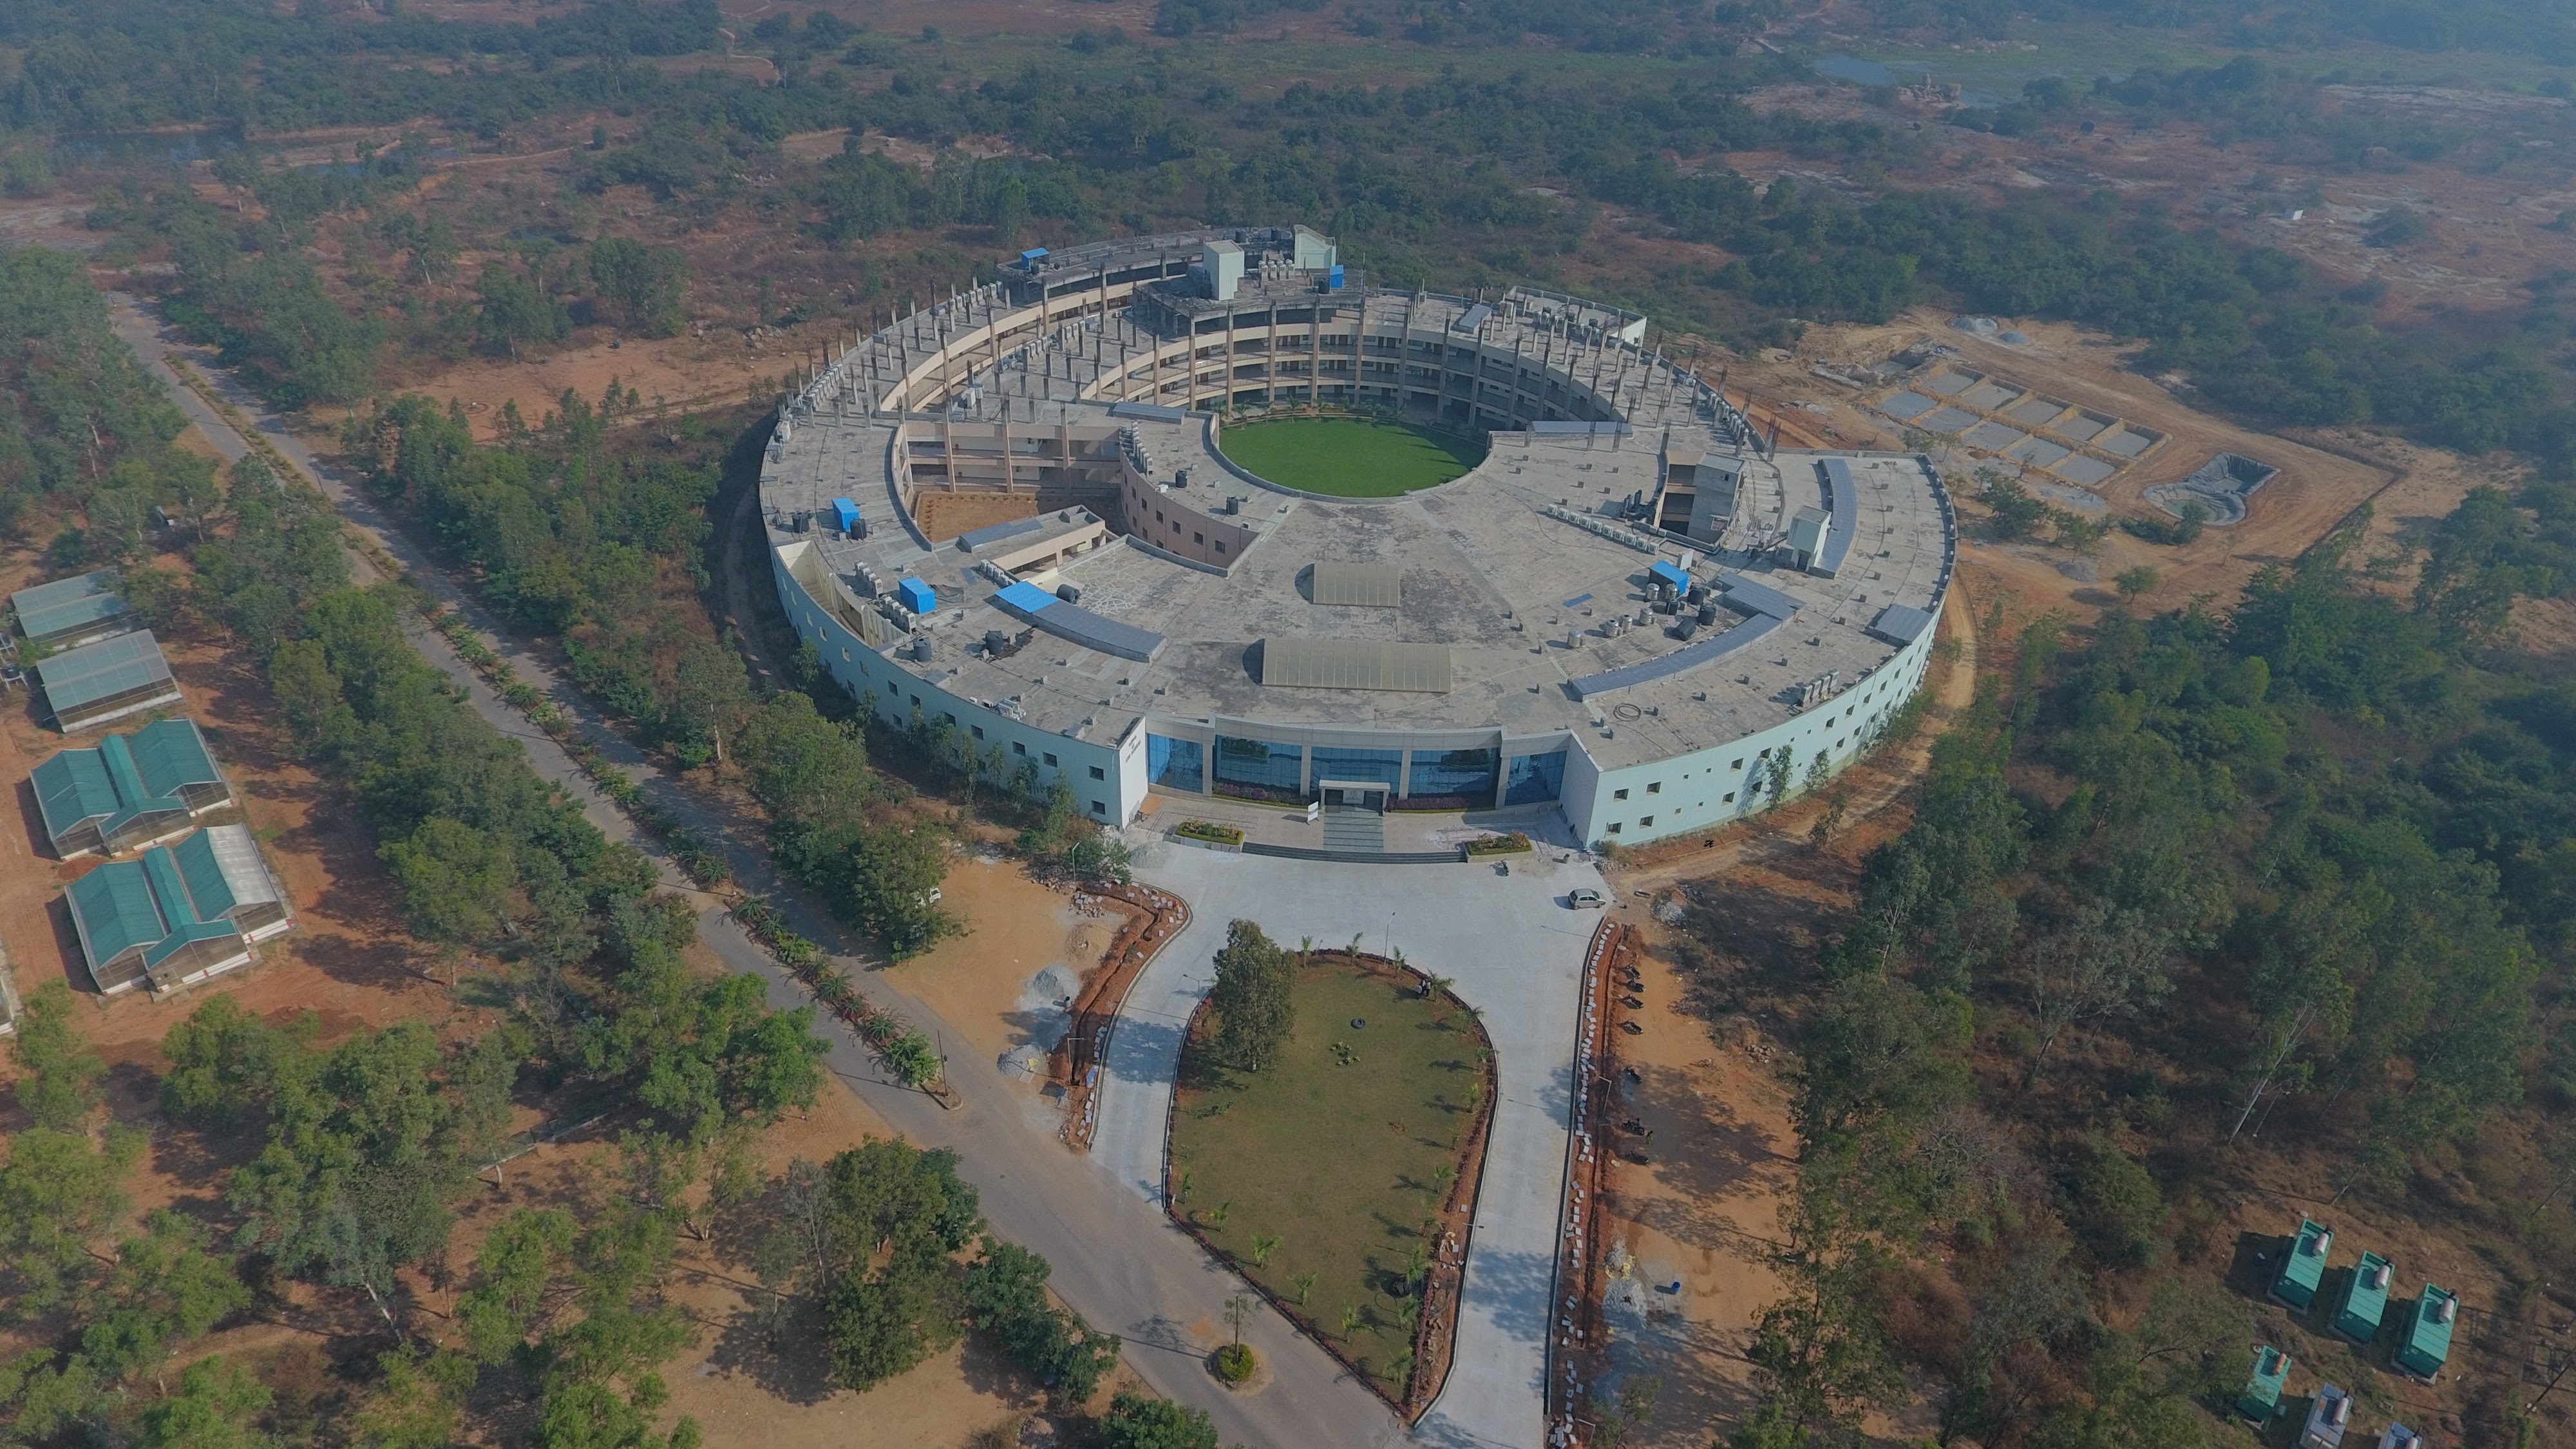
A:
[[108, 300, 1408, 1449]]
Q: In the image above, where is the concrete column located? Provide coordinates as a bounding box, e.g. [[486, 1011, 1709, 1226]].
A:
[[1309, 302, 1322, 408]]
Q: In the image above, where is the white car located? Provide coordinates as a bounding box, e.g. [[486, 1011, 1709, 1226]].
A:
[[1567, 887, 1607, 909]]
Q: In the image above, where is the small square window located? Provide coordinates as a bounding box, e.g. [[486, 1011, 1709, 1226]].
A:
[[1730, 758, 1743, 771], [1639, 815, 1654, 828], [971, 725, 985, 741], [1606, 822, 1623, 834], [1193, 532, 1205, 544], [1613, 788, 1629, 800], [1012, 741, 1027, 755], [841, 649, 851, 661], [1044, 752, 1059, 767], [909, 695, 922, 707], [945, 714, 958, 727], [1646, 782, 1661, 795], [1089, 766, 1106, 780], [1215, 541, 1227, 553], [1723, 791, 1736, 803], [1090, 800, 1106, 815]]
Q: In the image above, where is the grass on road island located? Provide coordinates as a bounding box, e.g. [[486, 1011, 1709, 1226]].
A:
[[1215, 417, 1485, 497], [1169, 952, 1490, 1396]]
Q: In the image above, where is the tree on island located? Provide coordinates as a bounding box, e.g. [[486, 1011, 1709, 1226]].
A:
[[1209, 920, 1295, 1072]]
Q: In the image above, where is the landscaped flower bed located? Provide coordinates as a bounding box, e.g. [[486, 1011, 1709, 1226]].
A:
[[1175, 820, 1245, 846], [1462, 832, 1533, 856]]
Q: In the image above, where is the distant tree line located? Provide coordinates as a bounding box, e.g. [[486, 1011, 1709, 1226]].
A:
[[43, 2, 2575, 484], [1849, 0, 2576, 65]]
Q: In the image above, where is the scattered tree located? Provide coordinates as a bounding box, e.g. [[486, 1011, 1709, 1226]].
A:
[[1095, 1391, 1220, 1449], [1208, 920, 1295, 1072], [10, 981, 105, 1130]]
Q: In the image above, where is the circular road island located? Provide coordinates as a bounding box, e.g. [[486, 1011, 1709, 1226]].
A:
[[1216, 415, 1485, 497]]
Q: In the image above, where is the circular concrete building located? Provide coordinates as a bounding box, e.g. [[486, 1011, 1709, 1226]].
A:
[[760, 227, 1956, 849]]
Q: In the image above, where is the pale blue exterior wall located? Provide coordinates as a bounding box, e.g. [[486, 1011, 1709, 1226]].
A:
[[771, 545, 1145, 825], [778, 531, 1940, 846], [1562, 618, 1939, 846]]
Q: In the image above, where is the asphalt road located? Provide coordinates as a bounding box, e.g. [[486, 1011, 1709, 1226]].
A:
[[108, 299, 1408, 1448]]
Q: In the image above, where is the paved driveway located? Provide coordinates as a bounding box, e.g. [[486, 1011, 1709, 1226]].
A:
[[1096, 842, 1601, 1449]]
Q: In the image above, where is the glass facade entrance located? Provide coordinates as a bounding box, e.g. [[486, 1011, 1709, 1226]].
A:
[[1144, 731, 1574, 814], [1146, 734, 1204, 791], [1403, 747, 1497, 808], [1212, 735, 1304, 802], [1504, 750, 1566, 805], [1308, 745, 1402, 791]]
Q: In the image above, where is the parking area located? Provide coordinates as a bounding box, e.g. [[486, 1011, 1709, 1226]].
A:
[[1090, 842, 1601, 1449]]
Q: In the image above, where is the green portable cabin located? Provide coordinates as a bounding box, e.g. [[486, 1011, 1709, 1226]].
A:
[[2333, 1251, 2393, 1343], [2273, 1218, 2333, 1312], [2237, 1345, 2292, 1422], [2394, 1285, 2457, 1380]]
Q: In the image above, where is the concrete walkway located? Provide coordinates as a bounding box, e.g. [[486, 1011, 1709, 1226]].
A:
[[108, 299, 1408, 1449], [1096, 842, 1601, 1449]]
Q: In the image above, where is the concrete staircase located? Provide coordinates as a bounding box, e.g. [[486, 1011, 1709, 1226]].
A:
[[1321, 802, 1385, 853]]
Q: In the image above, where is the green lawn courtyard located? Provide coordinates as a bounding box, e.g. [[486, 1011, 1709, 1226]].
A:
[[1215, 417, 1486, 497], [1168, 951, 1492, 1401]]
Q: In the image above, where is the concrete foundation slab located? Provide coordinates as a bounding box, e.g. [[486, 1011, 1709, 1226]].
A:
[[1962, 421, 2027, 452], [2096, 427, 2156, 459], [2005, 437, 2072, 468], [2003, 397, 2067, 428], [2051, 455, 2120, 488]]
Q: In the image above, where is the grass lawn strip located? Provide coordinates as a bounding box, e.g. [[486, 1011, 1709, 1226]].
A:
[[1217, 417, 1486, 497], [1170, 951, 1492, 1405]]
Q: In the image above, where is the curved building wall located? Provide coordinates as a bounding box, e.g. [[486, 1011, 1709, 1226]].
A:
[[775, 535, 1942, 852], [1117, 467, 1256, 569], [1561, 623, 1939, 846], [771, 541, 1148, 826], [766, 228, 1952, 853]]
